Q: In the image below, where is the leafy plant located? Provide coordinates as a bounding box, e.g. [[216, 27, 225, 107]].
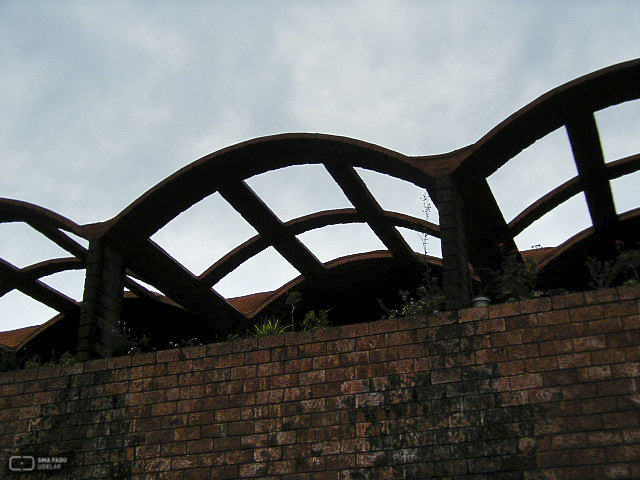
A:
[[586, 241, 640, 289], [58, 351, 77, 365], [22, 350, 78, 369], [253, 317, 292, 337], [302, 308, 331, 331], [168, 337, 205, 349], [493, 251, 540, 301], [398, 268, 445, 316], [24, 354, 43, 369]]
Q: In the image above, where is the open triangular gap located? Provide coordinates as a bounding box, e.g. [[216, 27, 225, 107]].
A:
[[150, 192, 259, 276], [0, 289, 58, 331], [396, 226, 442, 258], [244, 164, 354, 222], [353, 168, 439, 224], [595, 99, 640, 162], [296, 223, 387, 263], [513, 192, 592, 251], [611, 171, 640, 215], [60, 229, 90, 250], [0, 222, 72, 268], [125, 275, 163, 294], [487, 127, 577, 223], [40, 269, 86, 302], [213, 246, 301, 298]]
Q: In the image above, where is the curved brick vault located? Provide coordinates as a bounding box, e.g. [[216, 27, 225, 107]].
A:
[[1, 59, 639, 361]]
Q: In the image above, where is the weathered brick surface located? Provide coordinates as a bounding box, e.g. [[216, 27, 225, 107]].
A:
[[1, 286, 639, 478]]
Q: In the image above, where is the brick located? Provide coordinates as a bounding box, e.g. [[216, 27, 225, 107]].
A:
[[459, 306, 488, 322], [543, 370, 578, 386], [578, 366, 612, 381], [570, 305, 605, 323], [298, 369, 325, 385], [131, 352, 156, 366], [524, 356, 557, 372], [557, 352, 592, 369], [492, 330, 523, 346], [229, 365, 256, 379], [385, 330, 416, 346], [340, 351, 369, 366], [507, 343, 539, 360], [284, 357, 313, 373], [270, 373, 298, 389], [476, 348, 508, 363], [257, 362, 283, 377], [510, 373, 543, 390], [539, 339, 574, 356], [520, 296, 552, 314], [498, 391, 528, 406], [167, 360, 193, 375], [341, 380, 369, 394], [489, 301, 521, 318], [255, 389, 283, 405], [623, 314, 640, 330], [313, 355, 341, 369], [573, 335, 607, 351], [606, 444, 640, 462], [605, 300, 638, 316], [597, 379, 636, 396], [504, 313, 538, 330], [475, 318, 506, 334], [537, 309, 570, 325], [368, 318, 398, 334], [431, 368, 461, 384], [563, 291, 587, 307], [152, 402, 177, 416], [591, 349, 626, 365], [528, 387, 563, 403], [586, 317, 624, 335], [585, 287, 619, 304]]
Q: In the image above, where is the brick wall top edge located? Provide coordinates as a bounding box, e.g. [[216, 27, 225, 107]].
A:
[[0, 285, 637, 381]]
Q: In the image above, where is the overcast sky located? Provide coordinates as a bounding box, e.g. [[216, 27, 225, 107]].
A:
[[1, 0, 639, 332]]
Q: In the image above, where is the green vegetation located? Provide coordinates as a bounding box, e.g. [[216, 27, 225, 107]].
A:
[[585, 241, 640, 289], [253, 317, 292, 337]]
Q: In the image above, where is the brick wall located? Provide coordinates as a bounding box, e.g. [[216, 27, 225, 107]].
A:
[[1, 285, 639, 479]]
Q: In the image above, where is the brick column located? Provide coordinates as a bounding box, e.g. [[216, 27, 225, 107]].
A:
[[436, 175, 471, 309], [77, 239, 125, 360]]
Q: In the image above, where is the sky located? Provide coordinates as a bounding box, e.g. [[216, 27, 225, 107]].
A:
[[1, 0, 639, 332]]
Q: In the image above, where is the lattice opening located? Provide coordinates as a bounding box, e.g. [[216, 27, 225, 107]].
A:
[[513, 193, 592, 250], [62, 230, 89, 250], [0, 222, 72, 268], [396, 226, 442, 258], [296, 223, 387, 263], [151, 192, 258, 276], [487, 127, 577, 223], [125, 275, 163, 294], [611, 171, 640, 215], [245, 164, 354, 222], [213, 246, 301, 298], [354, 167, 438, 223], [0, 290, 58, 331], [40, 269, 86, 302], [595, 99, 640, 162]]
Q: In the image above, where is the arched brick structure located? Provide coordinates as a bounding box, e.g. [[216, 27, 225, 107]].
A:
[[1, 59, 639, 361]]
